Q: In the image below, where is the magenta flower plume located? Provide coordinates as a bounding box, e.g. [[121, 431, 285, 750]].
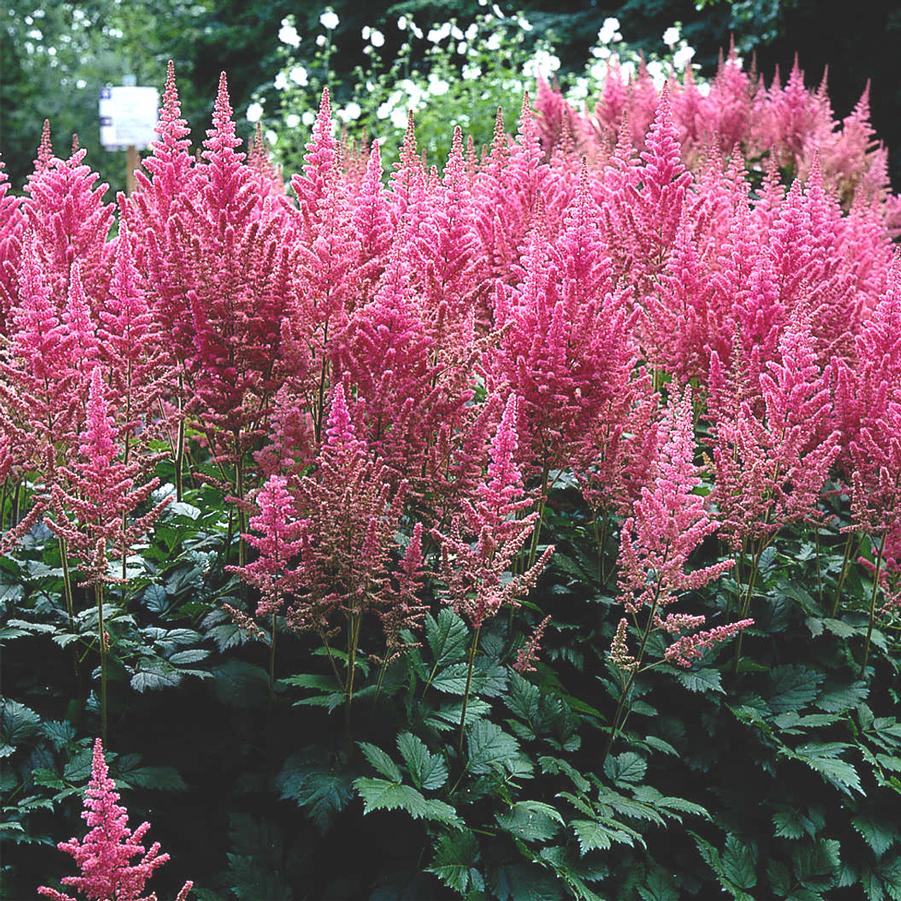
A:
[[664, 619, 755, 668], [0, 155, 25, 333], [228, 474, 308, 619], [46, 366, 170, 584], [435, 394, 553, 630], [618, 389, 734, 615], [38, 738, 191, 901]]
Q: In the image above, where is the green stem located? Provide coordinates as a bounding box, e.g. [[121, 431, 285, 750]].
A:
[[269, 613, 277, 690], [175, 374, 186, 503], [813, 526, 823, 605], [96, 583, 108, 744], [830, 532, 856, 618], [527, 463, 550, 570], [859, 533, 886, 678], [235, 443, 246, 568], [733, 538, 765, 671], [457, 625, 481, 754], [602, 575, 665, 765]]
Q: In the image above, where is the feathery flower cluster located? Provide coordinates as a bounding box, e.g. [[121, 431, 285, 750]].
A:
[[1, 56, 898, 710], [38, 739, 191, 901], [615, 390, 750, 666], [536, 53, 896, 215]]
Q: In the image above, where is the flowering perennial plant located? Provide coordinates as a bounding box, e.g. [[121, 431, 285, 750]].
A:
[[1, 51, 900, 899], [38, 739, 192, 901]]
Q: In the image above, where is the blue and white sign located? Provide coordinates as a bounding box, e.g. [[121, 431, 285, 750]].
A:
[[99, 85, 159, 150]]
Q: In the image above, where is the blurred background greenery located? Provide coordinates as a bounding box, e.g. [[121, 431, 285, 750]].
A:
[[2, 0, 899, 194]]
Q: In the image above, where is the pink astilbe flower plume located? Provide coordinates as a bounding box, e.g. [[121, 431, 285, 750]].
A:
[[708, 306, 841, 548], [98, 216, 172, 450], [610, 389, 748, 679], [23, 134, 114, 310], [0, 155, 25, 333], [45, 366, 171, 585], [38, 738, 192, 901], [0, 232, 79, 475], [618, 389, 734, 615], [434, 394, 553, 630], [228, 474, 307, 619]]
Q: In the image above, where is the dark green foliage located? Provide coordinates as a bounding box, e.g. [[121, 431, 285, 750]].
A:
[[1, 465, 898, 899]]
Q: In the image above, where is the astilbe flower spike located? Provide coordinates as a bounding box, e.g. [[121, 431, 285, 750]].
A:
[[612, 389, 750, 672], [38, 738, 192, 901], [46, 366, 170, 585], [618, 389, 734, 616], [435, 394, 553, 631], [227, 474, 307, 619]]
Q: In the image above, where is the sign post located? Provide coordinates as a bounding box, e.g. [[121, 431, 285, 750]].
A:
[[99, 83, 159, 194]]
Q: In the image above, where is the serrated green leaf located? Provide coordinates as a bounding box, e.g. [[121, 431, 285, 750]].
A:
[[466, 720, 520, 776], [722, 834, 757, 892], [603, 752, 647, 787], [571, 818, 643, 854], [354, 777, 462, 827], [358, 742, 403, 782], [496, 801, 563, 842], [426, 608, 469, 668], [0, 699, 41, 755], [852, 817, 896, 857], [785, 742, 863, 796], [768, 665, 825, 716], [817, 681, 869, 714], [674, 667, 725, 694], [427, 830, 481, 894], [276, 751, 354, 832], [396, 733, 447, 791]]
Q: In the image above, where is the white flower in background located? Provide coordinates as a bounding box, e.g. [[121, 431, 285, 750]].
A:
[[397, 15, 407, 30], [462, 63, 482, 80], [390, 107, 408, 129], [663, 25, 680, 48], [620, 59, 637, 80], [409, 21, 424, 39], [362, 25, 371, 39], [286, 113, 301, 128], [486, 31, 502, 51], [265, 129, 278, 145], [428, 73, 450, 95], [465, 22, 478, 41], [302, 110, 316, 126], [457, 42, 467, 54], [589, 58, 607, 82], [278, 18, 301, 47], [478, 0, 488, 6], [427, 22, 452, 43], [518, 15, 533, 32], [319, 9, 339, 30], [492, 4, 504, 18], [523, 48, 561, 80], [568, 76, 590, 102], [647, 59, 665, 88], [274, 71, 289, 91], [370, 28, 385, 47], [345, 101, 362, 120], [289, 65, 308, 86], [246, 102, 263, 123], [673, 44, 696, 70], [316, 34, 327, 46], [598, 17, 622, 44], [451, 25, 464, 40], [76, 78, 87, 89], [698, 82, 712, 96]]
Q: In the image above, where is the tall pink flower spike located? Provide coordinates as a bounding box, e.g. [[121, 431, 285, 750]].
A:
[[39, 738, 192, 901]]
